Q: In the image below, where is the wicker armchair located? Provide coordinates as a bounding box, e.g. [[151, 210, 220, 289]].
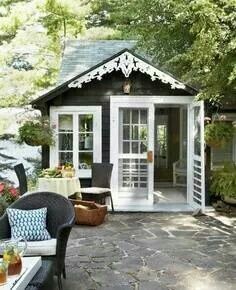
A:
[[0, 192, 75, 290]]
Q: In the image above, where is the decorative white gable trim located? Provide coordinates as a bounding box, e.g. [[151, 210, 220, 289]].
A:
[[68, 51, 186, 90]]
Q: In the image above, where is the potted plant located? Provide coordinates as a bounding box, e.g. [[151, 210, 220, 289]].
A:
[[210, 163, 236, 205], [0, 183, 19, 216], [205, 121, 235, 148], [18, 116, 54, 146]]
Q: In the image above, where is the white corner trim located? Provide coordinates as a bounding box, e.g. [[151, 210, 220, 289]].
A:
[[68, 51, 186, 90]]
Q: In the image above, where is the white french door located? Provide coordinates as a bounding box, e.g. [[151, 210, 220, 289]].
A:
[[111, 102, 154, 201], [50, 106, 102, 178], [188, 101, 205, 211]]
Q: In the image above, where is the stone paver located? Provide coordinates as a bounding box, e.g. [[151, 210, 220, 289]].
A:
[[62, 214, 236, 290]]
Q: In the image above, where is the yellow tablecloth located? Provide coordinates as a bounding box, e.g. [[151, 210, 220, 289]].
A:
[[37, 177, 81, 198]]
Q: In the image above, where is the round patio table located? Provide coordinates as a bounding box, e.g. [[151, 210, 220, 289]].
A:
[[37, 177, 81, 199]]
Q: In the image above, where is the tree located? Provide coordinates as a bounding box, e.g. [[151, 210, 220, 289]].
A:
[[0, 0, 90, 107], [91, 0, 236, 104], [41, 0, 90, 52]]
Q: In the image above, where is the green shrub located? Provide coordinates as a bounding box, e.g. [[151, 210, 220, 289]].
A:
[[0, 182, 19, 216], [210, 163, 236, 199]]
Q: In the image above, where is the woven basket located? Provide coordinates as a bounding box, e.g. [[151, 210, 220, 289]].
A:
[[71, 200, 107, 226], [61, 168, 75, 178]]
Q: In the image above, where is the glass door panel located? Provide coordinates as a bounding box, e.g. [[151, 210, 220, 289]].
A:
[[190, 101, 205, 211], [119, 109, 149, 194], [78, 114, 94, 170], [58, 114, 73, 165]]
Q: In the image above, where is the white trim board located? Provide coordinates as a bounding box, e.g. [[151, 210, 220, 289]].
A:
[[111, 95, 194, 104]]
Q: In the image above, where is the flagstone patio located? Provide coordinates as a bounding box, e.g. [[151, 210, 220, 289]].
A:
[[63, 213, 236, 290]]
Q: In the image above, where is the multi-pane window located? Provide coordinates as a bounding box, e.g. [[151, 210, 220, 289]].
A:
[[121, 109, 148, 154], [51, 107, 101, 177]]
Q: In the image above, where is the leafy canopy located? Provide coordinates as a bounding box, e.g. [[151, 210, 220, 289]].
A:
[[91, 0, 236, 103], [0, 0, 91, 107]]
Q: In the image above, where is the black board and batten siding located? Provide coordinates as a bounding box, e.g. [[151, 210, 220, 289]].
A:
[[36, 71, 191, 186]]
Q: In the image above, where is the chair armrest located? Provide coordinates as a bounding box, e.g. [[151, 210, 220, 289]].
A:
[[173, 160, 180, 167], [0, 214, 11, 239], [55, 221, 74, 274]]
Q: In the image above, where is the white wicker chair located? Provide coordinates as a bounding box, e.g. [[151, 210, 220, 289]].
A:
[[173, 159, 187, 187]]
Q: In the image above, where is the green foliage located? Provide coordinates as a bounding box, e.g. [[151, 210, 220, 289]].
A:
[[0, 182, 19, 216], [18, 116, 55, 146], [211, 163, 236, 199], [24, 156, 42, 190], [0, 196, 8, 217], [91, 0, 236, 102], [205, 121, 235, 148], [0, 0, 91, 107], [40, 0, 90, 51]]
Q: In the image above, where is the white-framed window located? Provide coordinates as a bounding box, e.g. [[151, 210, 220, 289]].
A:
[[50, 106, 102, 178]]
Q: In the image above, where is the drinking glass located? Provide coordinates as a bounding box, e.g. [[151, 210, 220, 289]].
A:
[[0, 260, 8, 285]]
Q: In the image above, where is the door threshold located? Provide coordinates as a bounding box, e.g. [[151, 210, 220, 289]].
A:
[[114, 203, 193, 212]]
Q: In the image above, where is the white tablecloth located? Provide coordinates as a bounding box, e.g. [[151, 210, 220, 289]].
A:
[[37, 177, 81, 198]]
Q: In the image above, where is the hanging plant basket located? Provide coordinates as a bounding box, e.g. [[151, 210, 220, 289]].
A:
[[205, 139, 227, 149], [19, 116, 55, 147], [205, 122, 235, 149]]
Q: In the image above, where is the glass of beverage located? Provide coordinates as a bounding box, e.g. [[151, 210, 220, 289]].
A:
[[0, 260, 8, 285]]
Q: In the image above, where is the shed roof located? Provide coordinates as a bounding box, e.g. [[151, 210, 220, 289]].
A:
[[58, 40, 137, 84], [32, 41, 197, 106]]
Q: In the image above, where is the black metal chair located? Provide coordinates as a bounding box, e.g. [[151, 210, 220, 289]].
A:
[[80, 163, 114, 212], [0, 192, 75, 290], [14, 163, 28, 195]]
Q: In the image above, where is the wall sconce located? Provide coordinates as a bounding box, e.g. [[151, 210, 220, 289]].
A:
[[123, 79, 131, 94]]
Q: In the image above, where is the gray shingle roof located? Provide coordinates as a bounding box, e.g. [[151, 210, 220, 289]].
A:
[[58, 40, 137, 84]]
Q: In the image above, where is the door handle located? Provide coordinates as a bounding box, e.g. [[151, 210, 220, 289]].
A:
[[147, 151, 153, 163]]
